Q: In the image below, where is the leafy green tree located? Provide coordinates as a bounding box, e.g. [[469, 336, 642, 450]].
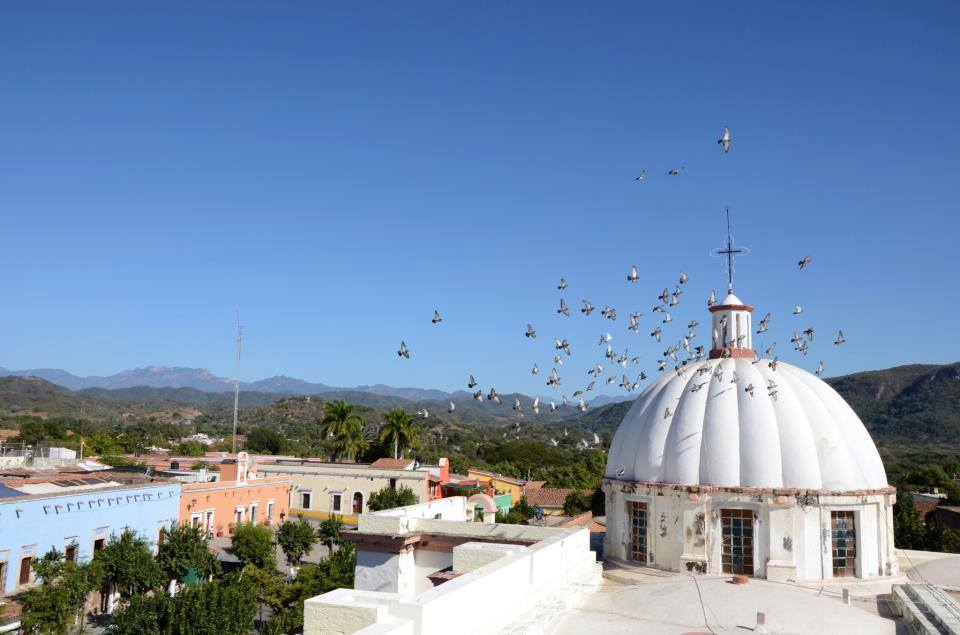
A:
[[317, 515, 344, 551], [94, 530, 165, 599], [246, 426, 285, 454], [319, 400, 364, 441], [590, 487, 606, 516], [379, 407, 419, 459], [173, 441, 206, 456], [924, 519, 960, 553], [367, 485, 418, 511], [333, 420, 368, 462], [108, 573, 259, 635], [893, 495, 926, 549], [230, 522, 276, 570], [156, 524, 221, 582], [275, 518, 318, 567], [496, 496, 535, 524], [562, 490, 592, 516], [20, 550, 102, 635]]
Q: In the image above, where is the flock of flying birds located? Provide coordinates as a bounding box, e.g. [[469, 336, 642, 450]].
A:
[[393, 126, 847, 432]]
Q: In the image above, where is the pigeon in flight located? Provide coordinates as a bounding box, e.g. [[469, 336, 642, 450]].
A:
[[798, 256, 812, 270], [532, 395, 541, 415], [659, 288, 670, 304], [531, 363, 539, 375], [468, 375, 478, 388], [803, 327, 815, 341], [657, 359, 667, 372], [473, 390, 483, 401], [555, 338, 571, 355], [816, 361, 825, 377], [397, 341, 410, 359], [690, 381, 707, 393], [487, 388, 501, 404], [554, 355, 564, 365], [581, 300, 594, 316], [558, 277, 568, 291], [417, 409, 429, 418], [577, 399, 587, 413], [513, 397, 523, 412], [664, 407, 672, 419], [432, 310, 442, 324], [757, 313, 771, 334], [667, 167, 685, 176], [549, 401, 558, 412], [558, 298, 570, 317], [526, 323, 537, 338], [547, 368, 562, 387], [627, 265, 639, 283], [635, 170, 647, 182], [679, 271, 688, 285], [744, 383, 755, 397], [717, 126, 731, 153], [598, 332, 613, 345], [793, 304, 803, 315], [651, 326, 662, 342], [588, 364, 603, 378], [834, 330, 846, 345], [707, 290, 718, 307], [769, 357, 780, 371], [447, 401, 456, 414], [628, 314, 640, 332], [765, 342, 777, 357], [662, 311, 673, 324]]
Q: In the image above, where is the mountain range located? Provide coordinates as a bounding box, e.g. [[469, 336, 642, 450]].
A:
[[0, 365, 474, 403]]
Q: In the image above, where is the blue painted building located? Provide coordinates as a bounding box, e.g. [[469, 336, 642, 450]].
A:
[[0, 472, 181, 596]]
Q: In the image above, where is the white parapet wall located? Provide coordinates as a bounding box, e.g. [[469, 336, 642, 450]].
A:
[[304, 498, 603, 635]]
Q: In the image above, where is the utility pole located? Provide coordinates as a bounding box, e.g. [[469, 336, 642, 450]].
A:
[[232, 310, 242, 454]]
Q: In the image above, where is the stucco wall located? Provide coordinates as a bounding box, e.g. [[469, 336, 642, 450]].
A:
[[179, 476, 290, 536], [0, 482, 182, 594], [603, 481, 898, 581]]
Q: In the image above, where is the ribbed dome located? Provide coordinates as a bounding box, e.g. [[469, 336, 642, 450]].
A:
[[605, 358, 888, 491]]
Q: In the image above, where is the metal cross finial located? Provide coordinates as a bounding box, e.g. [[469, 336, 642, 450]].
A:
[[710, 207, 749, 293]]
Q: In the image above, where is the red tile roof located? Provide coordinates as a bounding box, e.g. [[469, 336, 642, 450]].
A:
[[523, 488, 588, 509], [370, 458, 416, 470]]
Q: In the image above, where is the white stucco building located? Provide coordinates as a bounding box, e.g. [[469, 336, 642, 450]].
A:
[[604, 288, 898, 581]]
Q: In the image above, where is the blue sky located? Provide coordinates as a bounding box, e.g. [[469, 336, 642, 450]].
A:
[[1, 2, 958, 396]]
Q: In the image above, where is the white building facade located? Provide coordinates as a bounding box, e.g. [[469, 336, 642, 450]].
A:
[[604, 290, 898, 581]]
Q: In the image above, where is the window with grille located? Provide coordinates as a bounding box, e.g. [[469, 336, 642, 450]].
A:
[[831, 511, 857, 577], [721, 508, 754, 575], [629, 501, 648, 564]]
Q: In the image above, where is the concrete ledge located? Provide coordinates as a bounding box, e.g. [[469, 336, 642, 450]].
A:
[[452, 542, 525, 574], [892, 583, 960, 635]]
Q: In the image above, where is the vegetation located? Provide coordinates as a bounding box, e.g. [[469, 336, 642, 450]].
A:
[[275, 518, 318, 567], [379, 407, 420, 459], [93, 530, 165, 599], [893, 495, 960, 553], [156, 524, 221, 582], [562, 490, 592, 516], [332, 419, 368, 462], [317, 515, 344, 551], [496, 496, 535, 524], [367, 484, 418, 511], [20, 550, 102, 635], [230, 522, 276, 570], [319, 399, 365, 441]]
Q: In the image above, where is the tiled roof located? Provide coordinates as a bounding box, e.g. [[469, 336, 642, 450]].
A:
[[524, 481, 547, 490], [523, 488, 588, 509], [370, 458, 416, 470]]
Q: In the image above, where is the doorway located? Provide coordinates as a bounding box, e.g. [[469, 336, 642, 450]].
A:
[[831, 511, 857, 577], [352, 492, 364, 514], [629, 501, 648, 564], [720, 508, 754, 576]]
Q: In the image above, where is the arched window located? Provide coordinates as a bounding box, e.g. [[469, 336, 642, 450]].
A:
[[352, 492, 364, 514]]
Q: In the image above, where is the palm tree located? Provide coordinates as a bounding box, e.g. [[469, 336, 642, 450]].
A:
[[379, 407, 420, 459], [319, 400, 364, 441], [333, 420, 368, 462]]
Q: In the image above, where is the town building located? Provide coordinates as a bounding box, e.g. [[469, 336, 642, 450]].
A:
[[603, 287, 897, 581], [0, 472, 181, 596], [178, 452, 291, 537], [258, 457, 449, 524], [464, 469, 544, 505], [523, 488, 590, 516]]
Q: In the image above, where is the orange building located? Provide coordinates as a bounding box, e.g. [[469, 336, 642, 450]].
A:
[[178, 452, 291, 537]]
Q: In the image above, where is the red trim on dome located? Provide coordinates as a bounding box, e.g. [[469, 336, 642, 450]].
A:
[[709, 304, 754, 313], [709, 348, 755, 359]]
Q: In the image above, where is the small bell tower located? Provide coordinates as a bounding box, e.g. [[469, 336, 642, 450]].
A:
[[708, 208, 755, 359]]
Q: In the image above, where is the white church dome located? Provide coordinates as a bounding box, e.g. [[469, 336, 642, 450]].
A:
[[605, 357, 889, 491]]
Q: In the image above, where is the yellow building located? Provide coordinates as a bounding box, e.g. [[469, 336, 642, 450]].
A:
[[258, 457, 448, 524], [466, 469, 544, 506]]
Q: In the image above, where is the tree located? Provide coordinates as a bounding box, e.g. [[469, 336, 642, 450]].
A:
[[563, 490, 592, 516], [231, 522, 276, 570], [333, 420, 368, 462], [246, 427, 284, 454], [317, 515, 344, 551], [94, 530, 165, 599], [590, 487, 606, 516], [20, 550, 102, 635], [496, 496, 535, 525], [893, 495, 926, 550], [319, 400, 364, 441], [276, 518, 318, 567], [108, 573, 259, 635], [156, 524, 221, 583], [367, 485, 418, 511], [173, 441, 206, 456], [379, 407, 419, 459]]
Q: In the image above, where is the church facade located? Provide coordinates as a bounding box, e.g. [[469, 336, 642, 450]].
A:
[[603, 289, 898, 581]]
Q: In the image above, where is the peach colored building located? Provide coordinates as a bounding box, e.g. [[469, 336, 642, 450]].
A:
[[178, 452, 291, 537]]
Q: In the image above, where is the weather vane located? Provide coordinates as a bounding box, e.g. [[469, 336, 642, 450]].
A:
[[710, 207, 749, 292]]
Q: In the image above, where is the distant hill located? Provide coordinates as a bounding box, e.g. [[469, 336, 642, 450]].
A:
[[567, 362, 960, 460]]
